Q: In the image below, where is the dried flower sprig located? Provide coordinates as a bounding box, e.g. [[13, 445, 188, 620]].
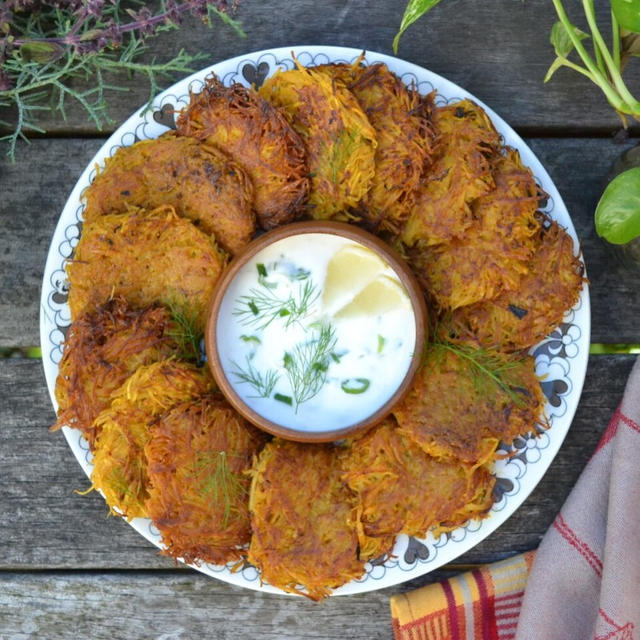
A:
[[0, 0, 244, 159]]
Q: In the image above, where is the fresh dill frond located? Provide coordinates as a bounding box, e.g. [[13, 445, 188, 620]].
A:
[[189, 451, 246, 528], [166, 299, 203, 363], [283, 323, 337, 411], [233, 277, 320, 330], [230, 356, 280, 399], [430, 339, 531, 407]]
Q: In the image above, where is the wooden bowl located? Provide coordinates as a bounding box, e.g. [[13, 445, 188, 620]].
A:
[[205, 221, 427, 443]]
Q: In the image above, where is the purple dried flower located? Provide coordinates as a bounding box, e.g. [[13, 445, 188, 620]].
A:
[[0, 69, 12, 91], [87, 0, 104, 18], [165, 0, 183, 25]]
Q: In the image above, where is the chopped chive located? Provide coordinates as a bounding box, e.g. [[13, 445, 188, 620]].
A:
[[240, 335, 261, 344], [279, 308, 290, 317], [248, 300, 259, 316], [274, 393, 293, 406], [330, 352, 341, 363], [256, 263, 267, 277], [377, 334, 386, 354], [341, 378, 371, 394]]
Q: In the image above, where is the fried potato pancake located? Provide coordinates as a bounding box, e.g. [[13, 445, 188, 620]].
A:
[[447, 220, 585, 351], [145, 394, 268, 566], [176, 76, 309, 230], [393, 347, 546, 465], [259, 65, 376, 220], [82, 132, 254, 254], [90, 361, 214, 520], [319, 61, 431, 233], [402, 99, 501, 247], [67, 205, 226, 331], [341, 418, 495, 562], [409, 149, 542, 310], [53, 298, 181, 449], [248, 439, 364, 601]]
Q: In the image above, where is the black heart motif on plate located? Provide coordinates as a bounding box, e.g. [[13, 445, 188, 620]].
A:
[[153, 103, 177, 130], [242, 61, 270, 88], [404, 537, 430, 564]]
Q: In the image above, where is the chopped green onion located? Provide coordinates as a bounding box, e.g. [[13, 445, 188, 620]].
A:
[[248, 300, 259, 316], [330, 352, 341, 363], [341, 378, 371, 394], [377, 334, 386, 354], [274, 393, 293, 405], [240, 335, 261, 344], [256, 263, 267, 277]]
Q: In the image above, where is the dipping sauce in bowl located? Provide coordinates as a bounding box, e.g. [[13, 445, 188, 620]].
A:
[[206, 221, 426, 442]]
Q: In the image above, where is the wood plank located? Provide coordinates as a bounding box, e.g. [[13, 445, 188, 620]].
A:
[[2, 137, 640, 347], [0, 571, 422, 640], [0, 1, 637, 141], [1, 354, 634, 571]]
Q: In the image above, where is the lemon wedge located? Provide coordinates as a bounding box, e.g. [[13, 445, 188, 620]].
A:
[[333, 274, 411, 319], [322, 244, 388, 314]]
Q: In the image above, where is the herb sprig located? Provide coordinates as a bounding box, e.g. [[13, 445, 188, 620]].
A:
[[430, 339, 531, 408], [233, 264, 319, 330], [230, 355, 280, 399], [283, 322, 337, 411], [0, 1, 244, 160]]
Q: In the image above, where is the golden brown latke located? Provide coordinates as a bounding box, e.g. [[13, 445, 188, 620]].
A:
[[408, 149, 542, 310], [447, 220, 585, 352], [402, 99, 502, 247], [318, 61, 431, 233], [259, 64, 377, 220], [176, 76, 309, 230], [90, 360, 214, 520], [341, 418, 495, 562], [144, 394, 268, 566], [66, 204, 226, 331], [393, 346, 546, 465], [248, 439, 364, 601], [53, 298, 182, 449], [82, 132, 255, 254]]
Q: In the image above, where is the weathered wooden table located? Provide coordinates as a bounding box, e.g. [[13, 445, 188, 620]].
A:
[[2, 1, 638, 638]]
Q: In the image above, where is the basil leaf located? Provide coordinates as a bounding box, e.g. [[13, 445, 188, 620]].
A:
[[612, 0, 640, 34], [595, 167, 640, 244], [393, 0, 444, 53]]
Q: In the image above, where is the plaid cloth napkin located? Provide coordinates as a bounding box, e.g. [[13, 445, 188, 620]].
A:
[[390, 357, 640, 640]]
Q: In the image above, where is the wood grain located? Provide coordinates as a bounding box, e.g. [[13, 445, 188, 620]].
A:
[[0, 1, 637, 138], [2, 137, 639, 348], [1, 354, 633, 571]]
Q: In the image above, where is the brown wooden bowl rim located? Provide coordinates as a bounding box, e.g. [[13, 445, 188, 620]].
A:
[[205, 220, 427, 443]]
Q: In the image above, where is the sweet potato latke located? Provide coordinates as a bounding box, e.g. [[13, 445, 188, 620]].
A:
[[342, 418, 495, 563], [248, 439, 364, 601], [318, 61, 431, 233], [393, 346, 546, 465], [66, 204, 226, 330], [259, 65, 376, 220], [82, 132, 254, 254], [90, 360, 214, 520], [176, 76, 309, 230], [51, 55, 588, 600], [402, 99, 501, 248], [145, 394, 268, 566], [53, 298, 181, 449]]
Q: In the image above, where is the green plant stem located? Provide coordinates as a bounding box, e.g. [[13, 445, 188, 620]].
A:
[[582, 0, 640, 111], [612, 10, 621, 70], [551, 0, 630, 112]]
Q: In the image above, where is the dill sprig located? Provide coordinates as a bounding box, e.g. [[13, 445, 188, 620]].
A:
[[229, 355, 280, 398], [0, 1, 244, 160], [430, 339, 531, 407], [189, 450, 246, 527], [283, 322, 337, 411], [166, 299, 202, 363], [233, 273, 319, 330]]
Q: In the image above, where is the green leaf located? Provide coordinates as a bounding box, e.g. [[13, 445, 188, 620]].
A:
[[544, 56, 568, 83], [19, 41, 65, 64], [612, 0, 640, 34], [550, 20, 589, 58], [595, 167, 640, 244], [393, 0, 444, 53]]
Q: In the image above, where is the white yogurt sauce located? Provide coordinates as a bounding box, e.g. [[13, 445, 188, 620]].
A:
[[216, 233, 416, 433]]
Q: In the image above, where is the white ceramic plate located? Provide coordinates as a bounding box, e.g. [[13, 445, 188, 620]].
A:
[[40, 45, 590, 596]]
